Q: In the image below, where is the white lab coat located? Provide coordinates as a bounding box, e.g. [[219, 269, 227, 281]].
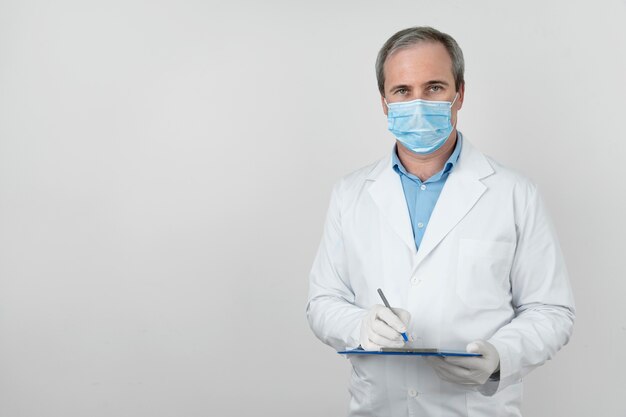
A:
[[307, 137, 575, 417]]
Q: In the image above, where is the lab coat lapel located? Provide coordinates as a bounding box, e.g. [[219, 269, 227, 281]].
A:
[[414, 140, 495, 266], [367, 159, 417, 255]]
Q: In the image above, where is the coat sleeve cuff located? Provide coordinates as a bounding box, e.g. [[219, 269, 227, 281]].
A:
[[346, 317, 362, 350], [487, 338, 520, 394]]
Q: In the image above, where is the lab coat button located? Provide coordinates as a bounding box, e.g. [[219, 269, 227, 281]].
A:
[[411, 277, 418, 285], [408, 388, 418, 397]]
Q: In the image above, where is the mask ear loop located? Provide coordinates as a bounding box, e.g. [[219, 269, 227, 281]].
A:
[[450, 92, 459, 129], [450, 92, 459, 108]]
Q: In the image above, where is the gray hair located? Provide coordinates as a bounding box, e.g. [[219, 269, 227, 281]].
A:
[[375, 26, 465, 96]]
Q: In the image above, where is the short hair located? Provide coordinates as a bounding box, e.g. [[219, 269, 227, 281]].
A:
[[375, 26, 465, 96]]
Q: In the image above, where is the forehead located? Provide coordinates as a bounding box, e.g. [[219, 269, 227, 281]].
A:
[[383, 41, 454, 87]]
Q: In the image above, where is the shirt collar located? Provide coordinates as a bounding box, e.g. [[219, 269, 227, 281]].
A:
[[392, 132, 464, 182]]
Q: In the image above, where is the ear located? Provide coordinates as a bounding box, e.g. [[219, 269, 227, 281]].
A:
[[381, 95, 388, 116], [455, 83, 465, 111]]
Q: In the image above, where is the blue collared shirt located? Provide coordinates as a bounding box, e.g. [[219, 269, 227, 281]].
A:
[[392, 133, 463, 250]]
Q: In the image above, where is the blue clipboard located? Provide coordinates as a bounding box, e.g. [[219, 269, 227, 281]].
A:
[[338, 347, 481, 357]]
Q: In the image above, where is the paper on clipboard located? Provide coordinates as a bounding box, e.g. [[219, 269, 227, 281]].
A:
[[337, 347, 481, 357]]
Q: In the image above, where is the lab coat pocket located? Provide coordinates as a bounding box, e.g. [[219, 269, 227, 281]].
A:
[[456, 239, 515, 309], [465, 390, 503, 416], [348, 369, 371, 411]]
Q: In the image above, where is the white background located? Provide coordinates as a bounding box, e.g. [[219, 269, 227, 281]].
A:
[[1, 0, 625, 416]]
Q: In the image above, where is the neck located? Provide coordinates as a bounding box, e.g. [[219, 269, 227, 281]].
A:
[[396, 130, 458, 182]]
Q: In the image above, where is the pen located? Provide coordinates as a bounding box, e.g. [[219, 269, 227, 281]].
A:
[[377, 288, 409, 342]]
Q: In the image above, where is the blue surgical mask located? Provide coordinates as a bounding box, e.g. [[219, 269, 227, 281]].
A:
[[385, 93, 459, 154]]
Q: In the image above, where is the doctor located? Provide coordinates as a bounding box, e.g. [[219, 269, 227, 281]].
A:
[[307, 26, 575, 416]]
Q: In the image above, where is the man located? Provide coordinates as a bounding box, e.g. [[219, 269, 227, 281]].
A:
[[306, 27, 575, 416]]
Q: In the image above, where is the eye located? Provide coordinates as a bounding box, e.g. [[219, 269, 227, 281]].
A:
[[395, 88, 408, 95], [428, 85, 443, 92]]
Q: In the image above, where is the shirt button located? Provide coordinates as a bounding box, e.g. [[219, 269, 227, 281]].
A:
[[408, 389, 418, 397], [420, 185, 426, 191], [417, 222, 424, 229]]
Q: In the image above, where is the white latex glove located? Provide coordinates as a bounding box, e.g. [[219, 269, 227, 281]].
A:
[[360, 304, 411, 350], [426, 340, 500, 386]]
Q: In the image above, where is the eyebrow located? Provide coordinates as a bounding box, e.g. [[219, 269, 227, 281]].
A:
[[424, 80, 450, 86], [388, 84, 412, 92]]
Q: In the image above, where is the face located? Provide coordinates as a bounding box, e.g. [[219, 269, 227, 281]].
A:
[[381, 41, 464, 126]]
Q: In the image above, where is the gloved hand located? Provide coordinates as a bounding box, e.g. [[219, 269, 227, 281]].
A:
[[426, 340, 500, 386], [360, 304, 411, 350]]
